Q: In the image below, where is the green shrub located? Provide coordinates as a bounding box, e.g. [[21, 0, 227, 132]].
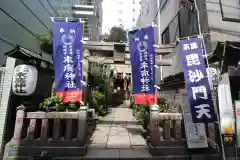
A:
[[135, 104, 150, 121], [39, 96, 80, 112], [39, 96, 65, 112], [89, 67, 107, 92], [91, 90, 105, 106], [157, 96, 169, 112], [89, 90, 107, 116]]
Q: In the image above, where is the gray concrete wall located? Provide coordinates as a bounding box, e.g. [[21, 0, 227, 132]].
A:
[[206, 0, 240, 44], [0, 0, 63, 66], [136, 0, 162, 85], [160, 0, 180, 34], [136, 0, 159, 42], [137, 0, 158, 28], [0, 58, 16, 155], [160, 0, 240, 80]]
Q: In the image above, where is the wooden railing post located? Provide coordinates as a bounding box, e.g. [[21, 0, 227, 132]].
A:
[[164, 120, 171, 140], [53, 119, 61, 140], [40, 119, 48, 140], [27, 119, 36, 140], [65, 119, 73, 140], [150, 104, 160, 146], [173, 120, 182, 139], [13, 109, 25, 141], [77, 106, 87, 141]]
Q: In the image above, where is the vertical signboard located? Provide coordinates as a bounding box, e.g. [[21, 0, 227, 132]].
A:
[[218, 73, 235, 145], [53, 22, 82, 103], [179, 37, 216, 123], [128, 26, 156, 104], [235, 100, 240, 147], [180, 90, 208, 148]]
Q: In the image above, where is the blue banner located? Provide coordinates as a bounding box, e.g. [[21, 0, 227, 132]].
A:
[[129, 26, 156, 104], [179, 37, 216, 123], [53, 22, 82, 103]]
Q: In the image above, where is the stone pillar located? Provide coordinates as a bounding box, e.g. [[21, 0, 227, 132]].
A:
[[77, 106, 88, 143], [149, 104, 160, 146], [13, 109, 25, 141]]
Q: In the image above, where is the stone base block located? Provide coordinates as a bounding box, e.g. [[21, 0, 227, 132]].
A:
[[149, 143, 188, 156], [4, 144, 87, 160]]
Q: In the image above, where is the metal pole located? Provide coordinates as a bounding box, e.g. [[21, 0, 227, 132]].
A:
[[154, 0, 162, 104], [194, 0, 226, 160], [157, 0, 163, 81]]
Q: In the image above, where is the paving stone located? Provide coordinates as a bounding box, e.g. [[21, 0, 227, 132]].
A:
[[96, 123, 111, 127], [107, 136, 131, 148], [90, 134, 108, 144], [111, 124, 127, 127], [109, 127, 129, 136], [86, 149, 119, 158], [89, 105, 149, 157], [88, 143, 107, 149], [129, 134, 147, 146], [94, 126, 111, 134], [119, 148, 152, 158], [131, 145, 149, 149], [100, 116, 114, 121]]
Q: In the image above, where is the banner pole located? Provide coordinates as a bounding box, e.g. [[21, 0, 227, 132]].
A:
[[81, 19, 85, 106], [194, 0, 226, 159]]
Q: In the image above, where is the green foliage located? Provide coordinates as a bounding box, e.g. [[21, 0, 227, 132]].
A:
[[157, 96, 167, 105], [104, 26, 127, 42], [39, 96, 78, 112], [89, 67, 107, 91], [37, 31, 53, 54], [68, 102, 77, 111], [130, 96, 171, 128], [87, 63, 109, 116], [157, 96, 169, 112], [89, 90, 107, 116], [91, 90, 105, 106], [39, 96, 65, 112], [134, 104, 150, 121]]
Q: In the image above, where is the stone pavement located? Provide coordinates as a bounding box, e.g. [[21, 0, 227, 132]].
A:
[[86, 102, 152, 159]]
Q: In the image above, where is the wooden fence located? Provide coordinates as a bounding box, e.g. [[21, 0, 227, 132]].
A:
[[3, 107, 88, 159], [149, 107, 220, 157]]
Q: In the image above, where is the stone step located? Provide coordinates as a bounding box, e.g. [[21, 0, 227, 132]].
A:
[[150, 140, 186, 146], [149, 143, 220, 156], [149, 144, 188, 156], [8, 154, 222, 160], [51, 154, 221, 160]]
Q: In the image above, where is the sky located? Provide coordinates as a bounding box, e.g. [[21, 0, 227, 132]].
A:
[[102, 0, 141, 34]]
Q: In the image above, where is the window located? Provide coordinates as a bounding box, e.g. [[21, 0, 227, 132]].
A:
[[162, 27, 170, 44]]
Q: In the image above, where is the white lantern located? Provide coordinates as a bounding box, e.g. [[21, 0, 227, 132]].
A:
[[123, 73, 126, 78], [12, 64, 38, 96]]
